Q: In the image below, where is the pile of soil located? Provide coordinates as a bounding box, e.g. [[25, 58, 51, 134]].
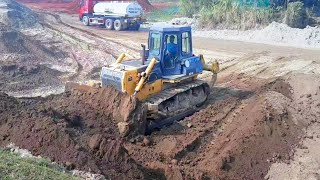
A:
[[194, 22, 320, 49], [0, 26, 65, 95], [0, 87, 162, 179], [0, 0, 74, 96], [0, 0, 40, 29], [0, 65, 63, 94]]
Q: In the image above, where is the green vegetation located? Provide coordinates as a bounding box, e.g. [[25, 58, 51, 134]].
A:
[[0, 149, 78, 180], [145, 0, 318, 28], [146, 6, 180, 21], [197, 0, 275, 29], [284, 1, 308, 28], [179, 0, 319, 29]]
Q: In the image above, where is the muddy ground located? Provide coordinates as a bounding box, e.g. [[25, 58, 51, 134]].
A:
[[1, 1, 320, 179]]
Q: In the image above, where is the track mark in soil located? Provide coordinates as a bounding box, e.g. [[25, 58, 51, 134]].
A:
[[41, 12, 139, 53]]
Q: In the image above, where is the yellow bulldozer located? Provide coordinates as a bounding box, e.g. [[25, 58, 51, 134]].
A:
[[67, 24, 219, 135]]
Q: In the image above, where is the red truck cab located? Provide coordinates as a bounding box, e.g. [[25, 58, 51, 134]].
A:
[[79, 0, 95, 20]]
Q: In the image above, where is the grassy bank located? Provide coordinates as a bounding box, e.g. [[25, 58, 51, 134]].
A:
[[0, 149, 77, 180], [180, 0, 318, 29], [199, 2, 275, 29]]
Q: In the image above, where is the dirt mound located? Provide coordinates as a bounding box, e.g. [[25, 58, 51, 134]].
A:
[[65, 85, 147, 136], [194, 22, 320, 49], [201, 93, 301, 179], [265, 74, 320, 179], [0, 1, 73, 96], [0, 87, 161, 179], [0, 28, 66, 96], [0, 64, 63, 94], [0, 29, 37, 53], [0, 0, 40, 29]]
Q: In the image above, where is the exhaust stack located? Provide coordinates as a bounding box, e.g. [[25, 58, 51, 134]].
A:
[[141, 44, 146, 65]]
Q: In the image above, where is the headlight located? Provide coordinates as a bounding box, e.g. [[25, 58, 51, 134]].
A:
[[185, 60, 190, 67]]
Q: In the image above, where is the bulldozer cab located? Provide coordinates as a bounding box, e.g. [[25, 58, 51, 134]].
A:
[[148, 25, 193, 77]]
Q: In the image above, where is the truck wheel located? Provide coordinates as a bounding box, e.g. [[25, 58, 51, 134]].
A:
[[105, 19, 114, 30], [82, 16, 89, 26], [114, 20, 123, 31]]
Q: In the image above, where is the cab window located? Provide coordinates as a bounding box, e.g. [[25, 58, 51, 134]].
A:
[[182, 32, 191, 56], [149, 33, 161, 56]]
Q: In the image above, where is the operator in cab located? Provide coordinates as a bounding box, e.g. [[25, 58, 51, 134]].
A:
[[164, 35, 177, 68]]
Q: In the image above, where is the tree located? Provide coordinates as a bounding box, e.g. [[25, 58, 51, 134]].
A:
[[136, 0, 154, 11]]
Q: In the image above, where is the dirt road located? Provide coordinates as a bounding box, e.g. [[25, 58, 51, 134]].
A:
[[1, 2, 320, 179]]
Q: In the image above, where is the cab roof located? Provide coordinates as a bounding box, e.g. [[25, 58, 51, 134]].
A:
[[150, 24, 191, 32]]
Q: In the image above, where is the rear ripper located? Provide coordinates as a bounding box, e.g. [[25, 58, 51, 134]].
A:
[[79, 0, 145, 31]]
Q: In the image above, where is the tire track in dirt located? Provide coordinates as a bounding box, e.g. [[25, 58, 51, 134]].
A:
[[41, 12, 140, 53], [40, 20, 118, 59], [173, 99, 241, 161], [26, 11, 130, 85]]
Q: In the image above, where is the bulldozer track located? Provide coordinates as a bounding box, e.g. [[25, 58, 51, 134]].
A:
[[146, 80, 207, 105], [145, 80, 210, 131]]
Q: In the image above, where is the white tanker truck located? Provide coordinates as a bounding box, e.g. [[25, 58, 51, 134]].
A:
[[79, 0, 145, 31]]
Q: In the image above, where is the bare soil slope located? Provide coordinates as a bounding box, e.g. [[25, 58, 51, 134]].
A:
[[0, 87, 162, 179]]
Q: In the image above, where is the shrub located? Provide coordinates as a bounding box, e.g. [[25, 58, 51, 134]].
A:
[[197, 0, 275, 29], [283, 1, 308, 28]]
